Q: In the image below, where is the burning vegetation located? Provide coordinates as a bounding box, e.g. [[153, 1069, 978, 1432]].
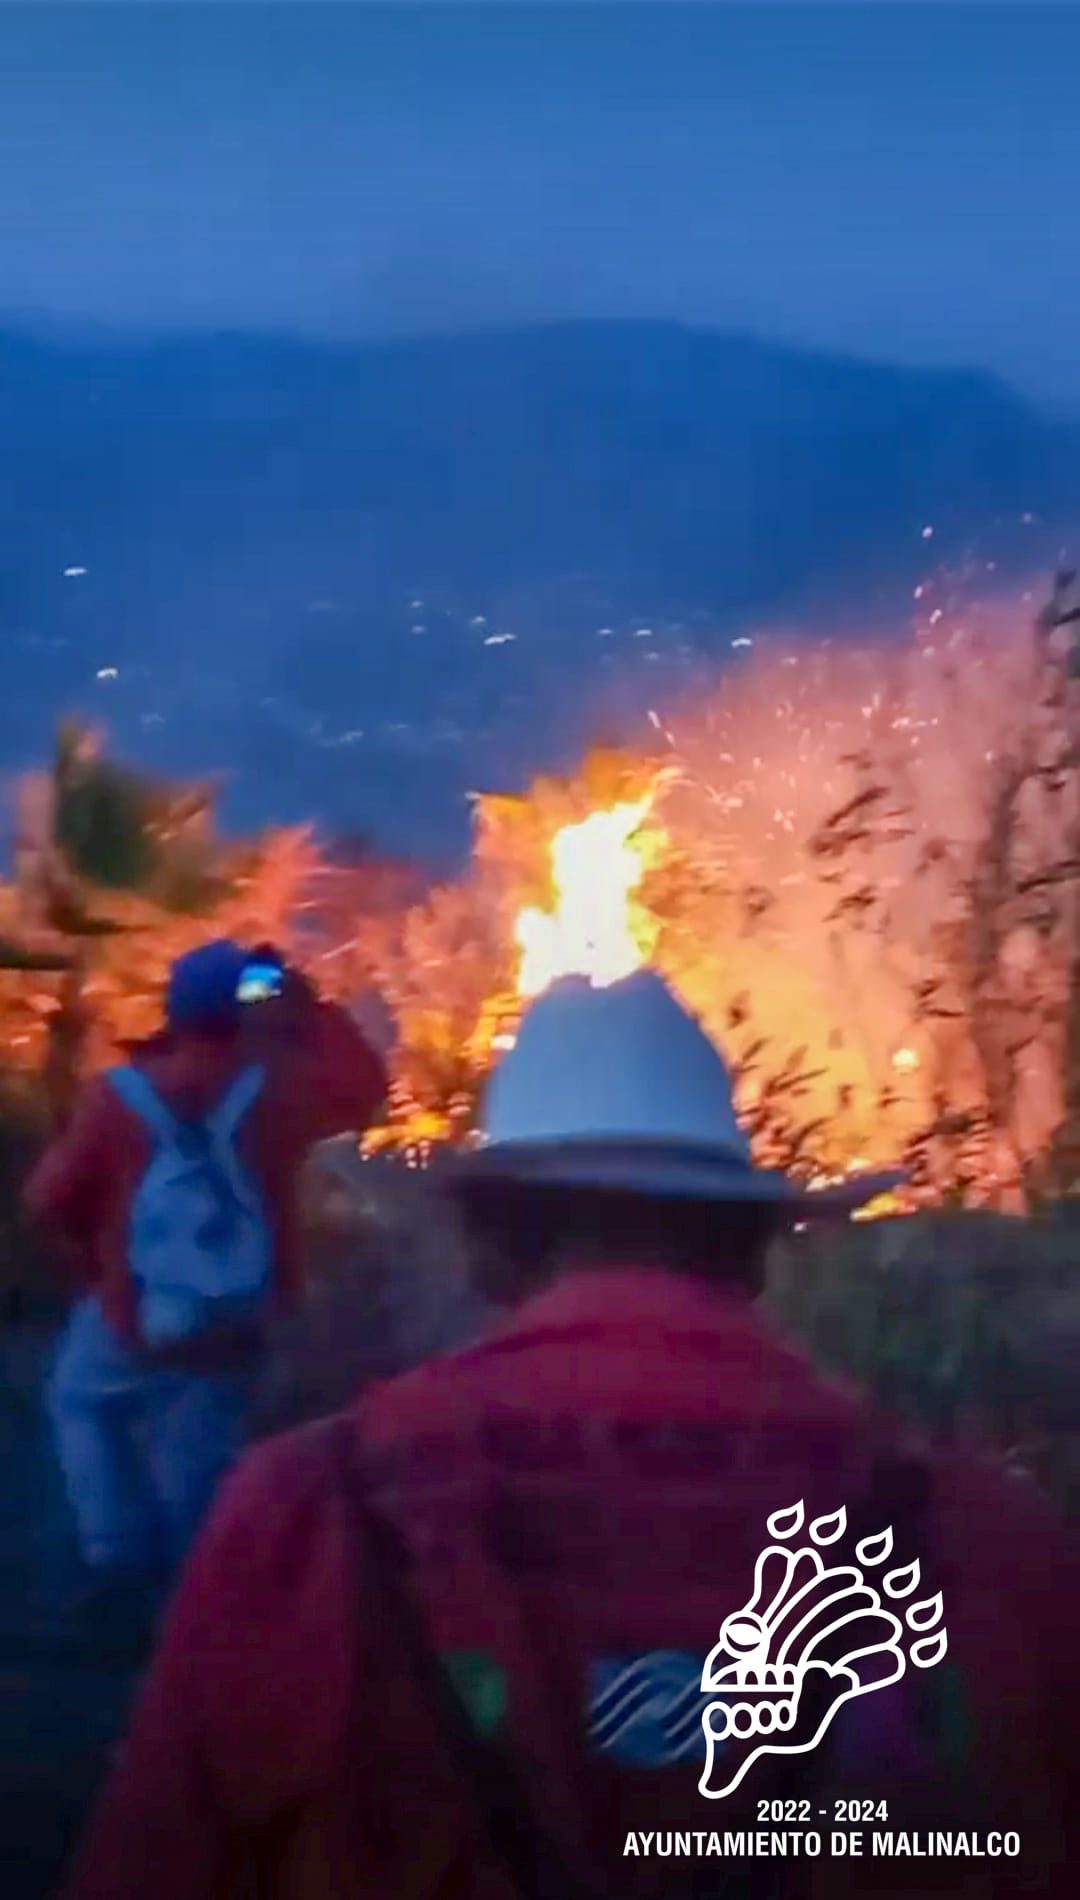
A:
[[351, 574, 1080, 1213], [6, 577, 1080, 1216]]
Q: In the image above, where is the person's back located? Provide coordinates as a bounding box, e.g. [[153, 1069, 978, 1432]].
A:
[[352, 1259, 896, 1889], [27, 940, 389, 1603], [27, 947, 390, 1344], [62, 1253, 1074, 1900], [60, 973, 1076, 1899], [357, 1257, 1073, 1886]]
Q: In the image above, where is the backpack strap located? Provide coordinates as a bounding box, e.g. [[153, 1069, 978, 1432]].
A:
[[107, 1065, 180, 1146], [208, 1064, 266, 1142], [333, 1420, 603, 1900], [333, 1429, 787, 1900]]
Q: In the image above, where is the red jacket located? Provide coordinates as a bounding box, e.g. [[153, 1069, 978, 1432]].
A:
[[25, 995, 387, 1340], [63, 1268, 1077, 1900]]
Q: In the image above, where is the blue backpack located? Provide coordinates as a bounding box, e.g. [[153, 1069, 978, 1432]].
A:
[[108, 1064, 272, 1348]]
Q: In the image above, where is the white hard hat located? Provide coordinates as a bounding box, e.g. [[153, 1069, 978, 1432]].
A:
[[462, 971, 899, 1213]]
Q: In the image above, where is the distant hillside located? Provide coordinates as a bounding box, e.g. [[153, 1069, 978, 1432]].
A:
[[1, 322, 1076, 855]]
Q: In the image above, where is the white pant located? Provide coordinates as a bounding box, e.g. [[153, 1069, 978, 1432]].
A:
[[47, 1295, 247, 1575]]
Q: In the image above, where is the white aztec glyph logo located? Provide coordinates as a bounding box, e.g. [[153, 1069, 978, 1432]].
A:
[[699, 1499, 947, 1800]]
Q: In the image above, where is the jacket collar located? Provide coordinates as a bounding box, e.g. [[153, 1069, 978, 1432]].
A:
[[488, 1262, 761, 1342]]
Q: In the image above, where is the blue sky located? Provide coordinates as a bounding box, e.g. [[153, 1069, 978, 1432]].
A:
[[2, 4, 1079, 403]]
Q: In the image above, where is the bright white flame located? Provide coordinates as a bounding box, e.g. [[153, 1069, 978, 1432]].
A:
[[516, 798, 654, 996]]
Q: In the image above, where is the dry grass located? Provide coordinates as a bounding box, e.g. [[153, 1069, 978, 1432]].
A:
[[765, 1211, 1080, 1510], [249, 1145, 491, 1436]]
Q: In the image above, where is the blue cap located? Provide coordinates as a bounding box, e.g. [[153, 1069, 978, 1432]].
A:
[[166, 939, 247, 1032]]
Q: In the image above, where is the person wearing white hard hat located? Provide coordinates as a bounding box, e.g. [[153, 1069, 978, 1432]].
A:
[[63, 973, 1075, 1900], [453, 969, 898, 1302], [474, 968, 900, 1189]]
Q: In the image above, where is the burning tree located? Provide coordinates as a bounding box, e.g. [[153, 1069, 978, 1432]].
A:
[[358, 877, 513, 1158], [348, 749, 664, 1158], [0, 723, 319, 1114]]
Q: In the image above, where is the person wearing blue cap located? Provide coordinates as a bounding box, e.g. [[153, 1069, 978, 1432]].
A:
[[163, 937, 251, 1032], [26, 938, 391, 1642]]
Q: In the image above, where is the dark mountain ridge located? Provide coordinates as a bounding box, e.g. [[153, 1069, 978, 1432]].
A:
[[1, 321, 1075, 857]]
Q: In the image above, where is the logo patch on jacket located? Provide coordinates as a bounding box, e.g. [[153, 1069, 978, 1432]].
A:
[[588, 1653, 714, 1767], [441, 1651, 507, 1737]]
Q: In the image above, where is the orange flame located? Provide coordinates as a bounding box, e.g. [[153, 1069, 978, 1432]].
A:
[[515, 797, 657, 996]]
